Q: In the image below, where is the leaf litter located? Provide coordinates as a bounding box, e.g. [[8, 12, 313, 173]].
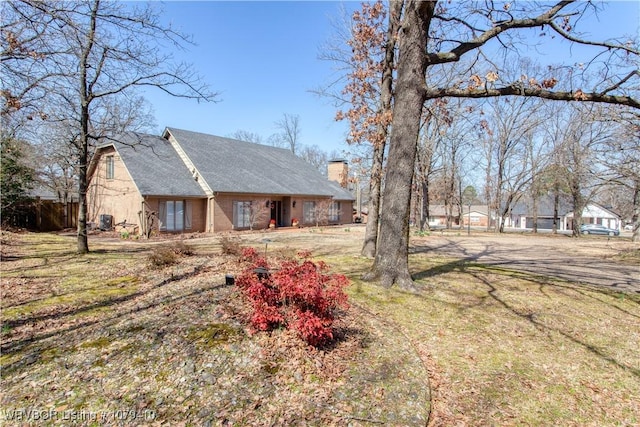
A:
[[1, 231, 430, 426]]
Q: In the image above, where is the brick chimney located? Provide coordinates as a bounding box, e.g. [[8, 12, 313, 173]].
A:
[[328, 159, 348, 188]]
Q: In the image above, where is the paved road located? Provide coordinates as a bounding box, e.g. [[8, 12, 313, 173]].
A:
[[412, 234, 640, 294]]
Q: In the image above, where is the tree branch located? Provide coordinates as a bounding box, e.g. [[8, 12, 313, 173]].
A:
[[598, 70, 640, 96], [427, 1, 573, 65], [425, 85, 640, 109], [548, 20, 640, 56]]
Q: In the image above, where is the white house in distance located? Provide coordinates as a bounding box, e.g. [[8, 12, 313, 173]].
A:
[[567, 203, 621, 231], [508, 196, 621, 231]]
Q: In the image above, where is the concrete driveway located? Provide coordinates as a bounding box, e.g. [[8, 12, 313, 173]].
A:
[[411, 233, 640, 294]]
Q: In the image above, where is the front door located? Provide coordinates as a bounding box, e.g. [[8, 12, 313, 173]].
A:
[[270, 201, 282, 227]]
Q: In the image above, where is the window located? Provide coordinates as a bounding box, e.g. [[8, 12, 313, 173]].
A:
[[233, 201, 251, 229], [329, 201, 340, 222], [303, 201, 315, 224], [106, 155, 114, 179], [158, 200, 192, 231]]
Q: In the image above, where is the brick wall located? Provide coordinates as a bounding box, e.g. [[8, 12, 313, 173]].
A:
[[87, 148, 143, 229]]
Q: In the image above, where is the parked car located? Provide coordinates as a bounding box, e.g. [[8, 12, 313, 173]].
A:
[[624, 224, 633, 231], [579, 224, 620, 236]]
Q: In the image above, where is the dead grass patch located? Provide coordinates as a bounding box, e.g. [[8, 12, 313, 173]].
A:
[[0, 231, 429, 425], [1, 228, 638, 425], [335, 252, 640, 426]]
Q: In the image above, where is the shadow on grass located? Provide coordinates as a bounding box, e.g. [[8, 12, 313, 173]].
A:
[[1, 262, 216, 356], [470, 268, 640, 379], [404, 241, 640, 379], [1, 274, 232, 375]]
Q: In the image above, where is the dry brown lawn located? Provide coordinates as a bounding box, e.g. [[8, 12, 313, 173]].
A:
[[1, 226, 639, 426]]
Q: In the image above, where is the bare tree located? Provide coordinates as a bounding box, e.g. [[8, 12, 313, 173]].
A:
[[320, 0, 402, 257], [524, 128, 553, 234], [297, 144, 331, 174], [483, 96, 544, 232], [271, 113, 301, 154], [1, 1, 217, 253], [366, 1, 639, 289], [549, 104, 615, 235], [229, 129, 335, 175], [229, 130, 263, 144], [311, 199, 336, 228], [414, 113, 441, 231], [248, 199, 271, 231], [590, 108, 640, 241], [355, 1, 402, 258]]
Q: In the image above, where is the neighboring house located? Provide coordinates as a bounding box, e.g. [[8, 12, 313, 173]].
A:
[[508, 196, 621, 231], [413, 204, 489, 228], [566, 203, 621, 231], [461, 205, 490, 228], [508, 195, 573, 230], [87, 128, 354, 234], [412, 205, 454, 227]]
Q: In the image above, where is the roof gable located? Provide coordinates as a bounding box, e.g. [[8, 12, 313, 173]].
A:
[[94, 133, 207, 198], [578, 203, 620, 219], [164, 128, 354, 200]]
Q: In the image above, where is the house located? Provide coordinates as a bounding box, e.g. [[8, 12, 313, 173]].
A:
[[566, 203, 621, 231], [87, 128, 354, 235], [461, 205, 490, 228], [410, 204, 490, 228], [508, 195, 573, 230], [508, 196, 621, 231]]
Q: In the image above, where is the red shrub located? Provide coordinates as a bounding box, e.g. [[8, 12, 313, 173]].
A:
[[235, 249, 349, 346]]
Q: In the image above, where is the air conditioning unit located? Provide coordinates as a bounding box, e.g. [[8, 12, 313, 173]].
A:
[[99, 214, 113, 231]]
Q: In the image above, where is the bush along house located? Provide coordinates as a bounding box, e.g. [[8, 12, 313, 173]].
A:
[[87, 128, 354, 235]]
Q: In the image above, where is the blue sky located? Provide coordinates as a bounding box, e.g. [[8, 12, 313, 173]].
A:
[[145, 1, 358, 155], [144, 1, 640, 155]]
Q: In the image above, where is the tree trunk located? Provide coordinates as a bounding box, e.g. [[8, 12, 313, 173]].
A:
[[76, 0, 99, 254], [632, 177, 639, 243], [420, 179, 429, 231], [552, 188, 559, 234], [570, 180, 584, 237], [495, 151, 505, 233], [361, 0, 403, 259], [532, 195, 538, 233], [364, 0, 434, 289], [362, 142, 384, 257], [77, 137, 89, 254]]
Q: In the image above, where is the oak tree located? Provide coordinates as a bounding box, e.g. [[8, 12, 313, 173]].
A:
[[366, 0, 639, 288]]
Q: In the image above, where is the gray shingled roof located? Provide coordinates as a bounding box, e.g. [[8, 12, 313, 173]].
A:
[[510, 195, 573, 216], [101, 133, 207, 198], [166, 127, 354, 200]]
